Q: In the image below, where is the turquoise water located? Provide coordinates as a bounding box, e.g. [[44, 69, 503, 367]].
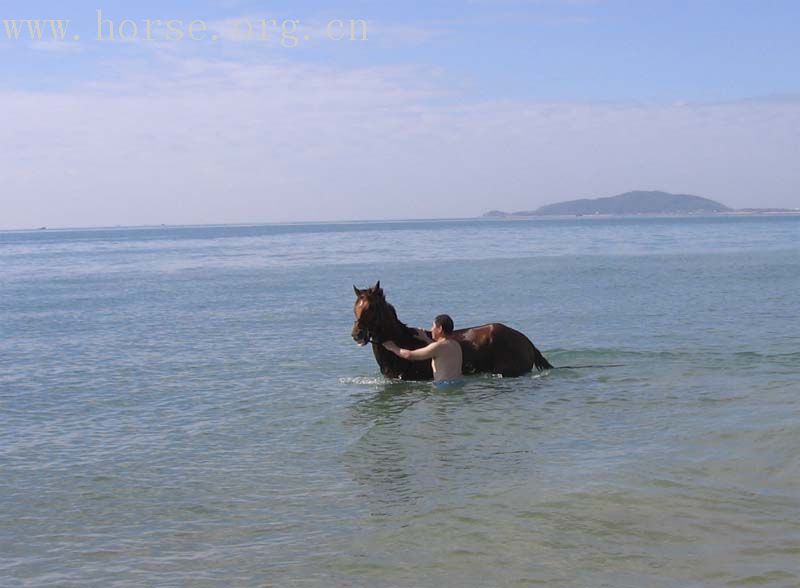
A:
[[1, 216, 799, 587]]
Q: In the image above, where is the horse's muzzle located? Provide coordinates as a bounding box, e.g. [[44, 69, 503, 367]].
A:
[[351, 321, 369, 346]]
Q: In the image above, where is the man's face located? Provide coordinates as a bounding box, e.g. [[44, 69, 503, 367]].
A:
[[431, 321, 442, 340]]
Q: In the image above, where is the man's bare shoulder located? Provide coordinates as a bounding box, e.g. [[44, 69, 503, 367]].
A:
[[424, 339, 455, 355]]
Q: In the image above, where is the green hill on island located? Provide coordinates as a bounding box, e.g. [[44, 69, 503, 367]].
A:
[[484, 191, 732, 217]]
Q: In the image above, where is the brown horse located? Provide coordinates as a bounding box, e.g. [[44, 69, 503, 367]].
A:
[[351, 281, 552, 380]]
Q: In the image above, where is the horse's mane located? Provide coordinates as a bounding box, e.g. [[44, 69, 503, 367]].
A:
[[377, 296, 412, 336], [382, 300, 406, 328]]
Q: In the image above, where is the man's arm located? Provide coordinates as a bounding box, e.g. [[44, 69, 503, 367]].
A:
[[383, 340, 440, 361]]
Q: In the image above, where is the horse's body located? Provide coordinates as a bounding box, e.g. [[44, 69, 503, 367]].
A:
[[352, 282, 552, 380]]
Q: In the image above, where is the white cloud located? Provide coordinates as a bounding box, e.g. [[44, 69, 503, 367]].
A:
[[1, 55, 798, 229]]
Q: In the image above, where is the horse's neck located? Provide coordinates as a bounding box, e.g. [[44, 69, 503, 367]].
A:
[[372, 302, 419, 377], [380, 302, 410, 340]]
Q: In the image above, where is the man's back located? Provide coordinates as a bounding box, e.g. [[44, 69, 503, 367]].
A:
[[432, 338, 462, 381]]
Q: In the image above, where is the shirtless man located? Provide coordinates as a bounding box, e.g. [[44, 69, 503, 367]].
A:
[[382, 314, 463, 382]]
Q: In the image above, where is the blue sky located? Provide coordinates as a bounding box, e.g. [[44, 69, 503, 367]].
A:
[[1, 0, 799, 227]]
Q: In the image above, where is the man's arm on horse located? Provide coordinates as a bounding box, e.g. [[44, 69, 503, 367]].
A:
[[383, 340, 440, 361]]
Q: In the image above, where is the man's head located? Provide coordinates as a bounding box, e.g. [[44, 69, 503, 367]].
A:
[[431, 314, 454, 340]]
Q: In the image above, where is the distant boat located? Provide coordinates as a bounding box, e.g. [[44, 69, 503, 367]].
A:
[[38, 227, 47, 230]]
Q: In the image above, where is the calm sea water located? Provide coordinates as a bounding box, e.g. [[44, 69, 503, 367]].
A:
[[1, 216, 799, 587]]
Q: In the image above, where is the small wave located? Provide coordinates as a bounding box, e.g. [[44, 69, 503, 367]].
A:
[[338, 376, 388, 386], [732, 350, 800, 361]]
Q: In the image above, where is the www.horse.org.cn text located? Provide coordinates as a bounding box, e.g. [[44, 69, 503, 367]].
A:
[[2, 11, 369, 47]]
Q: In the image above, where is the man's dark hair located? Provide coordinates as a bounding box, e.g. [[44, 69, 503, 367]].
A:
[[434, 314, 454, 335]]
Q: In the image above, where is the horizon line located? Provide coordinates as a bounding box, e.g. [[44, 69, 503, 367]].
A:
[[3, 209, 800, 233]]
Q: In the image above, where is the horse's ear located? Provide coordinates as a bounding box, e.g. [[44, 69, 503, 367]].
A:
[[373, 280, 382, 294], [353, 285, 362, 296]]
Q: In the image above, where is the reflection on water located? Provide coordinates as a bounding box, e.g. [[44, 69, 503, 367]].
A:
[[343, 375, 550, 521]]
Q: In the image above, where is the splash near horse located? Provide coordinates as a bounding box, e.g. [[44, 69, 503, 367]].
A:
[[351, 281, 553, 380]]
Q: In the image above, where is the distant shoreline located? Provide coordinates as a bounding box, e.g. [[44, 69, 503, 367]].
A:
[[482, 190, 799, 218], [3, 211, 800, 233], [481, 210, 800, 219]]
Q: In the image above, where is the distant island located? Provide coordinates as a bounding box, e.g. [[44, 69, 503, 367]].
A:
[[483, 190, 798, 217]]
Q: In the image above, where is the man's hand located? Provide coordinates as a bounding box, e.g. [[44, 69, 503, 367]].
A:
[[413, 328, 432, 343], [383, 340, 412, 359], [382, 340, 401, 354]]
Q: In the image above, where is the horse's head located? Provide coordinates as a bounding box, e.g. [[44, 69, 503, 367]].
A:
[[351, 280, 387, 346]]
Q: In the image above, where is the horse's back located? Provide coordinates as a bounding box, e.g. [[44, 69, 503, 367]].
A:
[[454, 322, 551, 375], [454, 322, 530, 346]]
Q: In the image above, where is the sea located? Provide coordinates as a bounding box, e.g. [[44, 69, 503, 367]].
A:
[[1, 215, 799, 587]]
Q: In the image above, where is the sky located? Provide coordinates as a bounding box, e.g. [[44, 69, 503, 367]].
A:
[[1, 0, 799, 228]]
